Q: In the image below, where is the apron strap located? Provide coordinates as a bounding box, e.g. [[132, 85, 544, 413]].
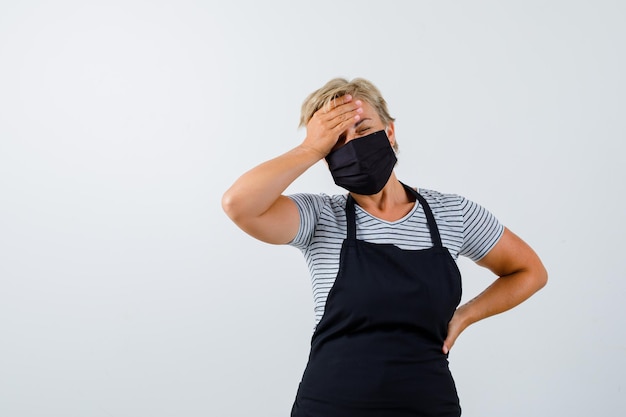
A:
[[345, 183, 443, 248], [346, 194, 357, 240], [401, 182, 443, 248]]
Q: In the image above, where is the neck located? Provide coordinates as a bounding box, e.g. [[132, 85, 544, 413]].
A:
[[350, 175, 416, 220]]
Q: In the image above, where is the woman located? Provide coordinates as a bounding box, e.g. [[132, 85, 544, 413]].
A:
[[222, 77, 547, 416]]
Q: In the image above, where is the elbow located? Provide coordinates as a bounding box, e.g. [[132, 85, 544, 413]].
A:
[[533, 261, 549, 292], [221, 189, 241, 222], [539, 264, 549, 289]]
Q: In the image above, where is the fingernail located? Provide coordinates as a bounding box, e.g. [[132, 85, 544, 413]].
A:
[[345, 94, 352, 101], [355, 100, 362, 105], [356, 107, 363, 113]]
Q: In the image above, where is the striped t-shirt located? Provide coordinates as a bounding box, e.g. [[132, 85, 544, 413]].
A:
[[288, 187, 504, 328]]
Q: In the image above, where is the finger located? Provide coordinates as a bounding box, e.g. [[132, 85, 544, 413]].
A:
[[442, 326, 458, 354], [312, 96, 361, 127], [326, 110, 360, 133], [327, 94, 353, 110], [322, 96, 362, 120], [442, 336, 454, 354], [327, 98, 362, 119], [323, 100, 362, 130]]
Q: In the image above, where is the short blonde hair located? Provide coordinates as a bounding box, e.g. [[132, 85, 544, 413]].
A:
[[299, 77, 396, 128]]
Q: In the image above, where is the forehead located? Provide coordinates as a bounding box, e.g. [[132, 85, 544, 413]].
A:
[[356, 100, 382, 121]]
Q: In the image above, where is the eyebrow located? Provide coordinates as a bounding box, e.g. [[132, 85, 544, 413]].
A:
[[355, 118, 372, 128]]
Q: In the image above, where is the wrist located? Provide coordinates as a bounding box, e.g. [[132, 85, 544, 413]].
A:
[[296, 143, 327, 161], [452, 303, 475, 330]]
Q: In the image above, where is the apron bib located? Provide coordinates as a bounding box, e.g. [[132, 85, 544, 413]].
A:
[[291, 184, 463, 417]]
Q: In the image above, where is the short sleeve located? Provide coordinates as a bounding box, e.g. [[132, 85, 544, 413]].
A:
[[458, 197, 504, 261], [287, 193, 328, 250]]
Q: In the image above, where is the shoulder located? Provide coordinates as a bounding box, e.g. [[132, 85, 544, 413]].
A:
[[287, 192, 348, 249], [416, 186, 504, 260], [417, 187, 493, 219], [288, 192, 347, 215], [417, 187, 466, 214], [415, 187, 466, 240]]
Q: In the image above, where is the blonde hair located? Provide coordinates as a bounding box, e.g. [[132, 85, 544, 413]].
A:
[[299, 77, 396, 129]]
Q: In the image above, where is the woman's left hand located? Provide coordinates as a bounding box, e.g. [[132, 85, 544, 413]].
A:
[[441, 227, 547, 355], [443, 306, 469, 354]]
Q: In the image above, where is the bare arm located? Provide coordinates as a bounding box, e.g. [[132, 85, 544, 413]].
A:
[[442, 227, 548, 353], [221, 95, 363, 244]]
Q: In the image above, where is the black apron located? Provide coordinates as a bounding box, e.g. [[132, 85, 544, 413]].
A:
[[291, 184, 463, 417]]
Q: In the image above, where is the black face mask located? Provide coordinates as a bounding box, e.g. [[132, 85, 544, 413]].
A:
[[325, 129, 397, 195]]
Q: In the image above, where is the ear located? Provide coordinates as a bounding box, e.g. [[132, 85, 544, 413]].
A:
[[386, 122, 396, 148]]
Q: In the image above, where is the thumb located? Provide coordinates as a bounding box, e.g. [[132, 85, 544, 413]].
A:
[[443, 307, 470, 355], [442, 321, 463, 354]]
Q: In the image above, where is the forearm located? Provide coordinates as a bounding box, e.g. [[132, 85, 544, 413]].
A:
[[222, 145, 322, 221], [443, 265, 546, 354], [455, 268, 547, 329], [443, 227, 547, 353]]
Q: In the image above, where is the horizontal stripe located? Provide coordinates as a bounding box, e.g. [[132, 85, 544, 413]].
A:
[[288, 187, 504, 328]]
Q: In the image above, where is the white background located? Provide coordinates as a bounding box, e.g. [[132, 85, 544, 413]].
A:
[[1, 1, 624, 416]]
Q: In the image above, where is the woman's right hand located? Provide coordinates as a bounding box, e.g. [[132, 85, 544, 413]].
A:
[[222, 95, 363, 244], [301, 94, 363, 157]]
